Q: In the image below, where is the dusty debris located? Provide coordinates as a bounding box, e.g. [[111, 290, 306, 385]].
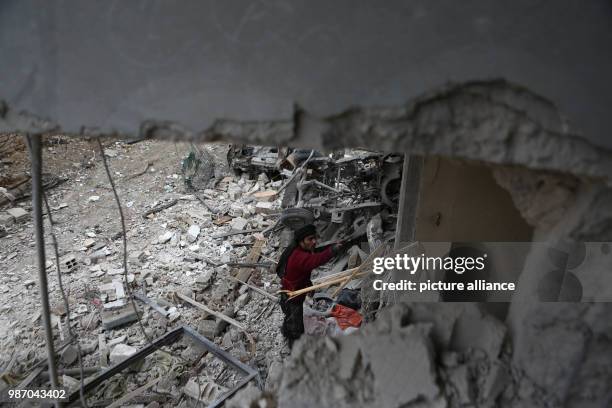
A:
[[102, 305, 139, 330], [109, 343, 137, 365]]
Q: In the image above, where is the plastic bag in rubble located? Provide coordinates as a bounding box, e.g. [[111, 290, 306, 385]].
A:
[[181, 145, 214, 190]]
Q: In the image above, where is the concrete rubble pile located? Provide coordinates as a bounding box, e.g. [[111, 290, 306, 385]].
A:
[[0, 140, 406, 406], [1, 139, 611, 407]]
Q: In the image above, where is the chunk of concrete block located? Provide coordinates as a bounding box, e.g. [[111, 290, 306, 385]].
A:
[[479, 361, 510, 402], [198, 319, 217, 338], [186, 225, 200, 243], [109, 343, 137, 365], [253, 190, 277, 202], [101, 305, 138, 329], [255, 201, 274, 214], [447, 364, 473, 405], [61, 345, 78, 366], [450, 306, 507, 359], [195, 270, 214, 288], [0, 213, 14, 226], [225, 384, 263, 408], [359, 324, 439, 407], [234, 292, 251, 309], [230, 217, 248, 231], [215, 307, 236, 336], [158, 231, 173, 244], [83, 238, 96, 248], [6, 207, 29, 222]]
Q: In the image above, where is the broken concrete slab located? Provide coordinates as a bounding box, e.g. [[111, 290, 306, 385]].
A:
[[234, 292, 251, 309], [215, 306, 237, 336], [446, 364, 473, 405], [198, 319, 217, 339], [101, 305, 139, 330], [107, 335, 127, 347], [450, 305, 506, 360], [252, 190, 277, 202], [186, 224, 200, 243], [6, 207, 29, 222], [478, 360, 510, 403], [83, 238, 96, 248], [157, 231, 173, 244], [0, 213, 14, 227], [359, 324, 439, 407], [255, 201, 275, 214], [61, 345, 78, 366], [230, 217, 248, 231], [195, 270, 214, 288], [109, 343, 137, 365], [279, 306, 441, 408], [99, 280, 125, 300], [225, 383, 263, 408]]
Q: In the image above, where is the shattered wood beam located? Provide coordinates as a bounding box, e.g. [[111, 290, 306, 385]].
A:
[[331, 244, 387, 298], [280, 272, 369, 299], [212, 228, 264, 239], [175, 292, 246, 331], [226, 275, 278, 301], [233, 239, 265, 285], [225, 262, 272, 268]]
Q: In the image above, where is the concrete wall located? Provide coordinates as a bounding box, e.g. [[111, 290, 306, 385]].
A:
[[1, 0, 612, 153], [415, 157, 533, 242]]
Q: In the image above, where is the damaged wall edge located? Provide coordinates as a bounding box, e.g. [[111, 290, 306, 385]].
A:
[[3, 80, 612, 183]]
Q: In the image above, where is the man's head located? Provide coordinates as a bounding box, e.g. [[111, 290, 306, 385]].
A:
[[295, 224, 317, 251]]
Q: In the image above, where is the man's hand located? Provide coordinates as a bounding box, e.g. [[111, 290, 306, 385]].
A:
[[332, 240, 347, 255]]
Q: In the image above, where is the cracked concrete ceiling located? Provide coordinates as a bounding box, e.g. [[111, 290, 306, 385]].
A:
[[1, 0, 612, 151]]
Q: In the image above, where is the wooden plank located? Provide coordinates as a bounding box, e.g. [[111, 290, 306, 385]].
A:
[[332, 244, 387, 297], [212, 228, 263, 239], [226, 275, 278, 301], [175, 292, 246, 331], [234, 239, 264, 283]]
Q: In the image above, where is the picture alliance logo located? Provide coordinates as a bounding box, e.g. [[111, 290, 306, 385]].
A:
[[372, 253, 488, 275]]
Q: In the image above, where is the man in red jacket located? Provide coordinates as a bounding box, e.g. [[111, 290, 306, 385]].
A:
[[276, 224, 342, 346]]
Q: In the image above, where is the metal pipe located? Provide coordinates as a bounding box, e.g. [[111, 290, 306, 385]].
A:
[[28, 134, 60, 400]]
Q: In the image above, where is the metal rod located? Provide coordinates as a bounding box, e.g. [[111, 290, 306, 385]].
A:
[[28, 134, 60, 402]]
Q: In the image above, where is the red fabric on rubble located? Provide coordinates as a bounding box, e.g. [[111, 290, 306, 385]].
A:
[[330, 304, 363, 330]]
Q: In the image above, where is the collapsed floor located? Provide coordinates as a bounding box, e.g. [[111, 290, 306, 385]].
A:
[[1, 137, 611, 408]]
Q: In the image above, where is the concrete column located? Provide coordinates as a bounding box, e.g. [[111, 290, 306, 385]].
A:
[[394, 155, 424, 248]]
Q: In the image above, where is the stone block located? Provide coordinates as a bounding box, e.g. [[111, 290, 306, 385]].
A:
[[0, 213, 14, 226], [186, 225, 200, 243], [198, 319, 217, 338], [255, 201, 274, 214], [6, 207, 28, 222], [109, 343, 137, 365], [253, 190, 277, 202], [230, 217, 248, 231]]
